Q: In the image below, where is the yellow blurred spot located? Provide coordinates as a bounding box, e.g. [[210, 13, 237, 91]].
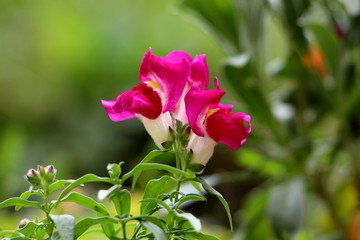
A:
[[146, 81, 159, 91], [206, 108, 218, 117]]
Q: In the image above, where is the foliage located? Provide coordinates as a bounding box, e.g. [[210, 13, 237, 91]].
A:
[[182, 0, 360, 239], [0, 120, 230, 240]]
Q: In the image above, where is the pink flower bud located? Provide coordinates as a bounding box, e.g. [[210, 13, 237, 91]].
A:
[[18, 218, 31, 228]]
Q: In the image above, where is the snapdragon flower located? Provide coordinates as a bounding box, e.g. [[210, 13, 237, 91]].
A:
[[102, 50, 251, 171]]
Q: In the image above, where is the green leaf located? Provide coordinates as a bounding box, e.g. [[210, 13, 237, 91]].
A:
[[0, 197, 42, 211], [48, 180, 74, 194], [74, 216, 118, 238], [306, 23, 340, 77], [174, 211, 201, 232], [175, 193, 206, 209], [139, 150, 175, 164], [111, 189, 131, 216], [122, 163, 188, 191], [188, 163, 205, 173], [183, 232, 220, 240], [141, 175, 177, 215], [141, 198, 172, 213], [50, 214, 75, 240], [199, 178, 233, 231], [57, 174, 112, 202], [58, 192, 108, 215], [17, 221, 40, 237], [223, 55, 284, 144], [236, 149, 288, 177], [0, 231, 25, 238], [15, 190, 42, 211], [181, 0, 241, 54], [267, 178, 305, 240], [140, 221, 167, 240]]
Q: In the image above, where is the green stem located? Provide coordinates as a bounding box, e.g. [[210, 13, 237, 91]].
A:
[[43, 189, 53, 238], [122, 223, 127, 240]]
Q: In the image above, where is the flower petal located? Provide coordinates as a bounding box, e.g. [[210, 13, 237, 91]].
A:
[[189, 54, 209, 90], [139, 50, 192, 113], [187, 133, 217, 168], [206, 109, 251, 149], [101, 83, 162, 121], [185, 88, 225, 137], [138, 112, 172, 149]]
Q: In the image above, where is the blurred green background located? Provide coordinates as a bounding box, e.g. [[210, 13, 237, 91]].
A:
[[1, 0, 360, 239]]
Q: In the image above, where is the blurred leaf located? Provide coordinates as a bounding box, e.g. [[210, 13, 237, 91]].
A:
[[49, 215, 75, 240], [56, 174, 112, 202], [236, 149, 288, 177], [183, 232, 220, 240], [181, 0, 241, 53], [306, 23, 340, 77], [0, 197, 42, 211], [0, 231, 25, 238], [74, 216, 118, 238], [174, 211, 201, 232], [141, 175, 176, 215], [58, 192, 108, 215], [140, 221, 167, 240], [267, 178, 305, 240], [223, 54, 284, 143], [139, 150, 175, 164], [199, 178, 233, 231], [111, 189, 131, 216]]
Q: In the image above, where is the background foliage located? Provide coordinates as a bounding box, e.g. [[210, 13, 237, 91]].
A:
[[1, 0, 360, 239]]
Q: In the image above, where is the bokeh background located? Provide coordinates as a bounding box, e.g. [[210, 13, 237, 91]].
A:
[[1, 0, 360, 239]]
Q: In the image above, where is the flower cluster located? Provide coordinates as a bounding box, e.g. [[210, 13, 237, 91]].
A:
[[25, 165, 57, 188], [102, 50, 251, 169]]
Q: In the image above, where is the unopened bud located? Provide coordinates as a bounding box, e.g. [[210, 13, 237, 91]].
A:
[[43, 165, 57, 183], [24, 165, 57, 188], [25, 169, 40, 186], [18, 218, 31, 228]]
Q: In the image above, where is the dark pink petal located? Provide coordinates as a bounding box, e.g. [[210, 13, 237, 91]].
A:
[[206, 109, 251, 149], [214, 77, 221, 90], [102, 83, 162, 121], [185, 88, 225, 137], [139, 50, 192, 113], [189, 55, 209, 90]]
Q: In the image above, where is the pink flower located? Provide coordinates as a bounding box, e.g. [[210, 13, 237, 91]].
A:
[[102, 49, 195, 148], [185, 79, 251, 166], [102, 49, 251, 170]]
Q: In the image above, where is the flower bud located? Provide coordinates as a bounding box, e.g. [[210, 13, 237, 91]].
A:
[[18, 218, 31, 228], [25, 169, 40, 186], [24, 165, 57, 188], [43, 165, 57, 183]]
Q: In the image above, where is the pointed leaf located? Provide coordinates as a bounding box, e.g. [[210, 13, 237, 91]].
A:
[[111, 189, 131, 216], [122, 163, 189, 190], [141, 221, 167, 240], [57, 174, 112, 202], [58, 192, 108, 215], [199, 178, 233, 231], [141, 175, 177, 215], [74, 216, 118, 238], [175, 211, 201, 232], [0, 197, 42, 211]]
